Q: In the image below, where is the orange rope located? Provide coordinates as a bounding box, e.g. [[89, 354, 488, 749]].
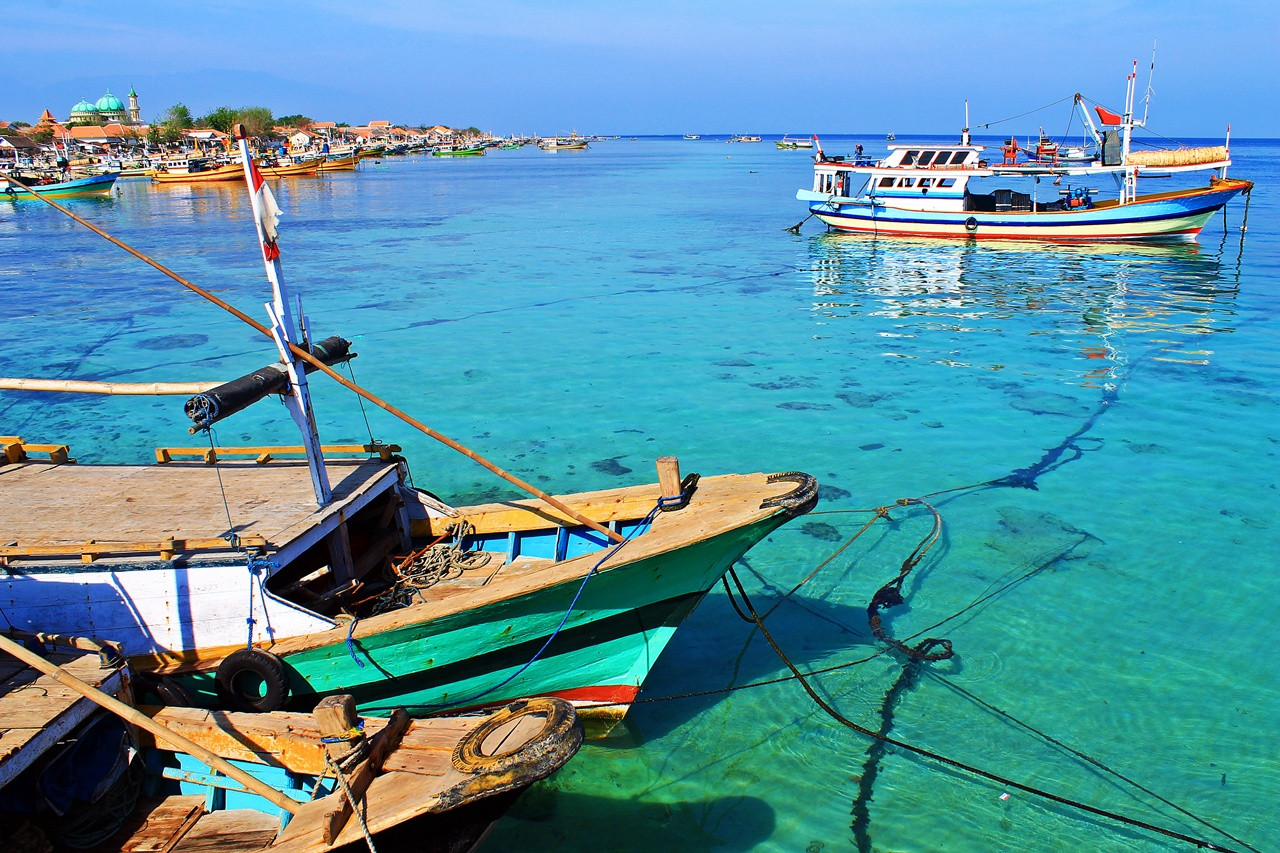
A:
[[1, 170, 625, 543]]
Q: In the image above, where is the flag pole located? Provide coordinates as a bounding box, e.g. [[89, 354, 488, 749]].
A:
[[234, 123, 332, 507]]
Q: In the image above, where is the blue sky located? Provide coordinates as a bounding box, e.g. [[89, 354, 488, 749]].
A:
[[7, 1, 1278, 138]]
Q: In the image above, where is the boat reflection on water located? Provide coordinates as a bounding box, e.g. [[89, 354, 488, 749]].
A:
[[806, 233, 1241, 378]]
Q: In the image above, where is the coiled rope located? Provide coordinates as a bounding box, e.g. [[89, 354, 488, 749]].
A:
[[368, 522, 491, 615]]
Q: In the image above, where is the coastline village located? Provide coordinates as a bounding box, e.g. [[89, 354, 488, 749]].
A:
[[0, 85, 595, 194]]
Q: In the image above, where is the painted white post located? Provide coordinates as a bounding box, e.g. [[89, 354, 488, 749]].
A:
[[234, 125, 332, 507]]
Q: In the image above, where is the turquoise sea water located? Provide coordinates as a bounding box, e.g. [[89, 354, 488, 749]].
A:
[[1, 136, 1277, 852]]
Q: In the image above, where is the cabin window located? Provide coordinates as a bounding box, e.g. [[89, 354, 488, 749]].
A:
[[918, 178, 934, 187], [837, 170, 852, 195], [897, 178, 916, 187], [917, 151, 935, 166], [903, 150, 920, 166], [938, 178, 956, 187], [878, 177, 894, 188], [949, 151, 968, 165]]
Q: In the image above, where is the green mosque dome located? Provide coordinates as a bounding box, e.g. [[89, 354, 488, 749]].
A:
[[72, 98, 99, 114], [96, 91, 125, 112]]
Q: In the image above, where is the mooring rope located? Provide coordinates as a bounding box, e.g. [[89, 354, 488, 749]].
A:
[[724, 566, 1243, 852]]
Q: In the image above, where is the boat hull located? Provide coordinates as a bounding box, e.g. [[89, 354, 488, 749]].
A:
[[176, 508, 797, 726], [150, 164, 244, 183], [2, 172, 118, 199], [804, 179, 1252, 242]]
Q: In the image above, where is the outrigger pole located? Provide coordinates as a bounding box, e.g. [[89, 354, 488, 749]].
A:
[[0, 167, 627, 544]]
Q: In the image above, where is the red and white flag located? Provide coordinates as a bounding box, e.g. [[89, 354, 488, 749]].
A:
[[248, 157, 283, 260]]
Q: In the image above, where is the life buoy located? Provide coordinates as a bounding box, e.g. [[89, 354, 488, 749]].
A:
[[452, 697, 581, 774], [964, 217, 979, 233], [215, 648, 290, 712]]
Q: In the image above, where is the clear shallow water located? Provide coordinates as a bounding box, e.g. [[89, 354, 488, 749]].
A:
[[1, 136, 1277, 852]]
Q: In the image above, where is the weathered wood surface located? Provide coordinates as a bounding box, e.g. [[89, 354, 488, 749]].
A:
[[169, 809, 278, 853], [147, 707, 478, 776], [0, 650, 120, 787], [118, 795, 205, 853], [267, 471, 795, 656], [0, 458, 398, 559]]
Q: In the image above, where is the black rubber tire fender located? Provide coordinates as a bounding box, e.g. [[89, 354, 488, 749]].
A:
[[214, 648, 290, 712], [964, 216, 979, 233], [451, 697, 581, 775]]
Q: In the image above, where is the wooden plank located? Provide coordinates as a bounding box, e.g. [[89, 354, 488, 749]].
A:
[[0, 535, 267, 560], [0, 458, 397, 558], [170, 810, 278, 853], [154, 444, 402, 464], [118, 795, 205, 853]]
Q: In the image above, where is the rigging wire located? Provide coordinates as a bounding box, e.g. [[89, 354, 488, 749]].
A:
[[975, 94, 1075, 130]]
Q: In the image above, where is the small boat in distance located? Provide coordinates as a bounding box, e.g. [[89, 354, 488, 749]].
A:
[[796, 63, 1252, 242], [683, 134, 701, 140], [728, 134, 763, 143], [539, 133, 590, 150], [149, 157, 243, 183], [2, 170, 117, 199], [431, 144, 486, 156], [885, 132, 896, 141], [776, 135, 815, 150]]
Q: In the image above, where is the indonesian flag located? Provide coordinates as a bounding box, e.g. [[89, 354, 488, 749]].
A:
[[1094, 105, 1124, 126], [248, 157, 282, 260]]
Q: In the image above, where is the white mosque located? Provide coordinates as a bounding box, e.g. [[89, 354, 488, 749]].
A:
[[67, 87, 142, 125]]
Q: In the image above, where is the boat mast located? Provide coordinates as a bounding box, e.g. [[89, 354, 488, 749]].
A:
[[1074, 94, 1103, 150], [961, 99, 970, 146], [233, 123, 332, 507], [1121, 61, 1138, 205], [1141, 41, 1156, 128]]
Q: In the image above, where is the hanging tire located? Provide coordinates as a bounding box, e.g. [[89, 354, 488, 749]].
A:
[[964, 217, 979, 233], [215, 648, 290, 712], [452, 697, 581, 775]]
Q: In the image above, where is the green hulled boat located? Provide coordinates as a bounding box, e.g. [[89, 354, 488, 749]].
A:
[[432, 145, 485, 157], [0, 125, 818, 735]]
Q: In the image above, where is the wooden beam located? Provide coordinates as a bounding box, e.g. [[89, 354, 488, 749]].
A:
[[0, 535, 267, 561], [322, 708, 411, 843], [153, 443, 403, 464], [0, 377, 219, 395]]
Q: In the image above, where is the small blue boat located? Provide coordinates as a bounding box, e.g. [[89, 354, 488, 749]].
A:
[[2, 171, 118, 200]]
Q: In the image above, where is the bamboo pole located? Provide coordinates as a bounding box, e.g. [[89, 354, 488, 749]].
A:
[[0, 632, 301, 815], [0, 377, 219, 395], [0, 171, 625, 544]]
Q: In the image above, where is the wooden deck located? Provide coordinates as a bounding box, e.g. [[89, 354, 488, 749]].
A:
[[0, 648, 124, 790], [0, 458, 401, 564]]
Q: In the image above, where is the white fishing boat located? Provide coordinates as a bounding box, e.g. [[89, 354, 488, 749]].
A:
[[776, 135, 815, 150], [796, 63, 1252, 242]]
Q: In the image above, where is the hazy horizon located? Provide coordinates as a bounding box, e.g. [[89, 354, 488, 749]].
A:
[[7, 1, 1278, 138]]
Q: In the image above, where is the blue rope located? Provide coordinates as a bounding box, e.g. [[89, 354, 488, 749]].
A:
[[345, 618, 365, 668], [245, 555, 276, 648], [428, 499, 664, 711]]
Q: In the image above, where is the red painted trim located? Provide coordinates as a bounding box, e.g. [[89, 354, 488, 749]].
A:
[[430, 684, 639, 716]]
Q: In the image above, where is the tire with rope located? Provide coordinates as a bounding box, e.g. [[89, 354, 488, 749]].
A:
[[214, 648, 290, 712], [452, 697, 581, 775]]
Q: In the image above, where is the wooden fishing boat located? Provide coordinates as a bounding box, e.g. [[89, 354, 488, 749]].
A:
[[776, 135, 814, 150], [0, 637, 581, 852], [256, 156, 323, 177], [0, 126, 819, 735], [432, 144, 485, 157], [797, 65, 1252, 242], [315, 153, 359, 171], [538, 134, 589, 151], [150, 158, 243, 183], [356, 145, 385, 160], [1, 171, 117, 199]]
